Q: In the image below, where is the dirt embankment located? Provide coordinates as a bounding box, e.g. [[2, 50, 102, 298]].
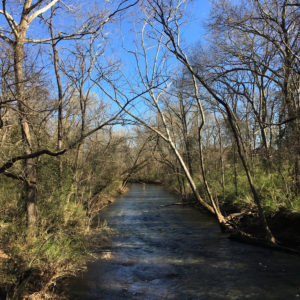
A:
[[175, 191, 300, 253], [242, 209, 300, 251]]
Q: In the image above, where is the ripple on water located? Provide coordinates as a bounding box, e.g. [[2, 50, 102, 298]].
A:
[[67, 184, 300, 300]]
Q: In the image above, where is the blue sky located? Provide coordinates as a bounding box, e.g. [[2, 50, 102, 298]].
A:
[[182, 0, 211, 44]]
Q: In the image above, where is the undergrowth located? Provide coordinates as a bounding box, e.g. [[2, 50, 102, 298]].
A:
[[159, 160, 300, 214], [0, 165, 118, 299]]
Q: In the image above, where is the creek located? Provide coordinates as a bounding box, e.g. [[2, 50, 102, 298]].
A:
[[66, 184, 300, 299]]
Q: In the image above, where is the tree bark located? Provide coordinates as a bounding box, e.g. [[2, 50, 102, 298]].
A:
[[49, 10, 64, 176], [14, 29, 38, 227]]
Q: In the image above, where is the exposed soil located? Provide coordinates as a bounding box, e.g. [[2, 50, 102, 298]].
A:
[[224, 207, 300, 251], [183, 192, 300, 252], [268, 210, 300, 249]]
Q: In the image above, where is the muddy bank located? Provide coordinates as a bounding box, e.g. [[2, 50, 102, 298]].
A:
[[220, 205, 300, 251], [240, 209, 300, 250], [268, 209, 300, 249], [175, 189, 300, 252], [65, 184, 300, 299]]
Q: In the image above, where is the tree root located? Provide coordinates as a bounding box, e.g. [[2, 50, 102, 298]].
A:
[[229, 231, 300, 256]]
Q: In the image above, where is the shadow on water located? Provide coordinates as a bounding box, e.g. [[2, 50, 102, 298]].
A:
[[66, 184, 300, 300]]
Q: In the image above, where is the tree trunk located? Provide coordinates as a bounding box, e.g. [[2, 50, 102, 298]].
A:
[[169, 140, 215, 215], [50, 13, 64, 176], [194, 99, 227, 229], [233, 143, 238, 197], [14, 36, 37, 227], [179, 95, 193, 177]]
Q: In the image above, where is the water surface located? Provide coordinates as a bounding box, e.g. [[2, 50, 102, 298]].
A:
[[67, 184, 300, 299]]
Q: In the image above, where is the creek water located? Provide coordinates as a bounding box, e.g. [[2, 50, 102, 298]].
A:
[[66, 184, 300, 299]]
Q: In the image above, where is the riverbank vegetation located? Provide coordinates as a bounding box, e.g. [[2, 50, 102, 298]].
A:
[[0, 0, 299, 298]]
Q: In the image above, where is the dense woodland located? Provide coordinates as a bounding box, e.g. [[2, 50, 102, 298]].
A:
[[0, 0, 299, 298]]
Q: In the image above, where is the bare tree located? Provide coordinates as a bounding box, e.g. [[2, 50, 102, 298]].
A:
[[209, 0, 300, 192]]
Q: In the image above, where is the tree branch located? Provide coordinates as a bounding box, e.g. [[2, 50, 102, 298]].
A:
[[1, 0, 18, 36], [28, 0, 59, 24], [0, 84, 152, 174]]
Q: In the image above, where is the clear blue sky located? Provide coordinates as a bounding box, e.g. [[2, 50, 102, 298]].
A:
[[182, 0, 211, 45]]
